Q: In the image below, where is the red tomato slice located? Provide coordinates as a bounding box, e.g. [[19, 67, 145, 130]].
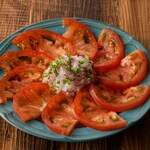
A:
[[97, 50, 148, 89], [89, 84, 150, 112], [0, 65, 43, 104], [34, 29, 76, 59], [74, 87, 126, 131], [42, 92, 78, 135], [62, 18, 98, 60], [94, 28, 124, 72], [13, 83, 54, 122], [12, 30, 41, 50], [0, 50, 53, 72], [12, 28, 76, 59]]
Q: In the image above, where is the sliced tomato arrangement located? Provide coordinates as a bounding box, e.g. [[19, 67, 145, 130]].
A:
[[0, 65, 43, 104], [74, 87, 126, 130], [0, 50, 53, 72], [94, 28, 124, 72], [97, 50, 148, 89], [62, 18, 98, 60], [42, 92, 78, 135], [89, 84, 150, 112], [12, 28, 76, 59], [0, 18, 149, 136], [13, 83, 54, 122]]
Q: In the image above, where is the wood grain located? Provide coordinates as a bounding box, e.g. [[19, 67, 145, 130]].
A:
[[0, 0, 149, 150], [119, 0, 150, 51]]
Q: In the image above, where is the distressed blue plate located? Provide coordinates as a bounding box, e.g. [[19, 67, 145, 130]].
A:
[[0, 18, 150, 142]]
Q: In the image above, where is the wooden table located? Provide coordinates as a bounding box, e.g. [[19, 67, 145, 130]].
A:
[[0, 0, 149, 150]]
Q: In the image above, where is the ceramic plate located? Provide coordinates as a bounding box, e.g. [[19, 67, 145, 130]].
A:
[[0, 18, 150, 142]]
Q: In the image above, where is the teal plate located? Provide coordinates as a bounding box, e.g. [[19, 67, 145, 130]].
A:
[[0, 18, 150, 142]]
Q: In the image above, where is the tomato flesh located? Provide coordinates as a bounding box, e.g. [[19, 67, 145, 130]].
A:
[[89, 84, 150, 112], [97, 50, 148, 89], [12, 30, 41, 50], [94, 28, 124, 72], [63, 18, 98, 60], [0, 50, 53, 72], [13, 83, 54, 122], [74, 87, 126, 131], [42, 92, 78, 135], [0, 65, 43, 104]]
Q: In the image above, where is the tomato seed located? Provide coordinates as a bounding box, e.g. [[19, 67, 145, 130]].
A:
[[91, 116, 104, 123], [109, 114, 119, 121], [109, 40, 115, 47]]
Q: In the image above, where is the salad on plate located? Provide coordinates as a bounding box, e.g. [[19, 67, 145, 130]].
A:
[[0, 18, 149, 136]]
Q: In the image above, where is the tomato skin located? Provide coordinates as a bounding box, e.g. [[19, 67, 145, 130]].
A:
[[12, 28, 76, 59], [0, 50, 53, 72], [94, 28, 124, 72], [74, 87, 126, 131], [0, 65, 43, 104], [98, 50, 149, 89], [62, 18, 98, 60], [13, 83, 54, 122], [89, 84, 150, 112], [42, 92, 78, 135]]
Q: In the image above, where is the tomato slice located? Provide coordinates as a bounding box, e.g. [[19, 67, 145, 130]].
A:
[[13, 83, 54, 122], [12, 30, 41, 50], [0, 65, 43, 104], [74, 87, 126, 131], [42, 92, 78, 135], [97, 50, 148, 89], [12, 28, 76, 59], [62, 18, 98, 60], [89, 84, 150, 112], [94, 28, 124, 72], [0, 50, 53, 72]]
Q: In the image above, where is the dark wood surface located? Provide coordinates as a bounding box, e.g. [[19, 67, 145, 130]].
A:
[[0, 0, 149, 150]]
